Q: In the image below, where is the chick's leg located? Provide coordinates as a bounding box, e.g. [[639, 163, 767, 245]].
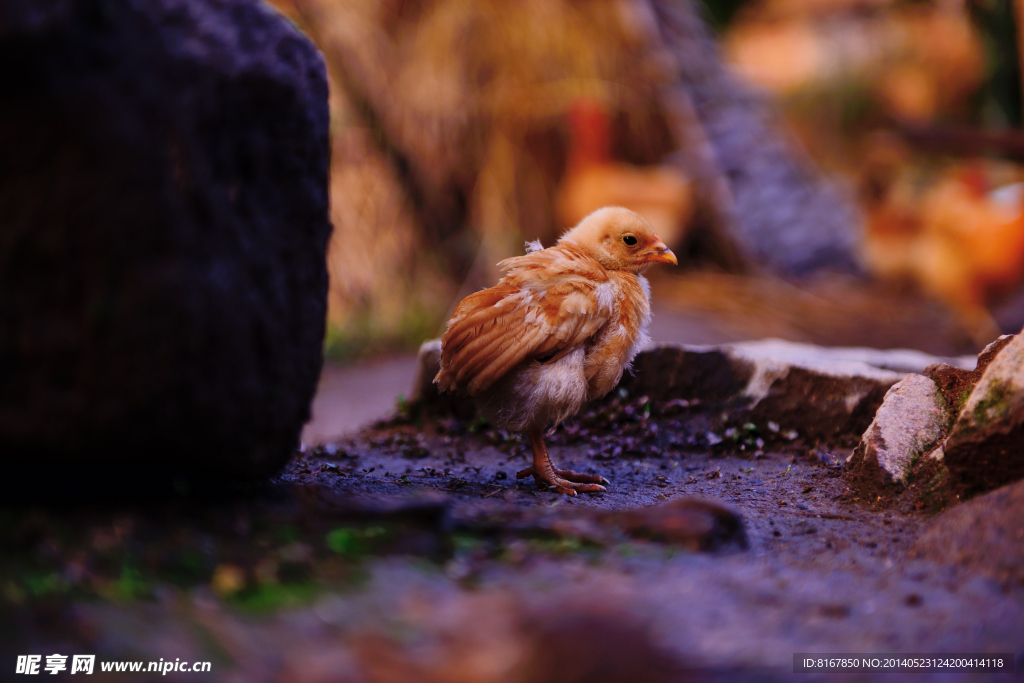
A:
[[516, 428, 608, 496]]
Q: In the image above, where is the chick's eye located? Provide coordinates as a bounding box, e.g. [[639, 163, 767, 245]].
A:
[[622, 234, 638, 246]]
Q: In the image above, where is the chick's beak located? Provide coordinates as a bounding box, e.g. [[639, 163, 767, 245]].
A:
[[644, 240, 678, 266]]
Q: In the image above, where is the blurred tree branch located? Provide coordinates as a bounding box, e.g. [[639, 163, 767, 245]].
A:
[[648, 0, 863, 278]]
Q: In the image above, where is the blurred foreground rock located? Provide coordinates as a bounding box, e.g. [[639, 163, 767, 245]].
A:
[[911, 478, 1024, 584], [598, 497, 747, 552], [475, 497, 748, 553], [0, 0, 330, 481], [413, 338, 971, 442]]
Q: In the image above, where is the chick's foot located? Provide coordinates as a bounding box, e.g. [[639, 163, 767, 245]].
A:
[[516, 465, 608, 485], [515, 465, 608, 496], [521, 428, 608, 495]]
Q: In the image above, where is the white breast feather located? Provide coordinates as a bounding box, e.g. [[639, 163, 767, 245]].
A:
[[593, 280, 617, 313]]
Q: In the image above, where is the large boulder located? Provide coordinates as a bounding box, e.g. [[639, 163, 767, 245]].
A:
[[0, 0, 331, 481], [911, 478, 1024, 584]]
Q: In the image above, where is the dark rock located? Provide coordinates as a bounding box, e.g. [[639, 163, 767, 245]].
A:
[[599, 498, 747, 552], [473, 497, 746, 553], [923, 364, 977, 417], [744, 365, 894, 441], [646, 340, 910, 440], [0, 0, 331, 480], [846, 374, 950, 493], [620, 345, 753, 403], [943, 332, 1024, 497], [911, 478, 1024, 584], [413, 338, 970, 442]]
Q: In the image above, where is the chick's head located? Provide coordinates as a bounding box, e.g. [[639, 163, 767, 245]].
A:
[[559, 206, 678, 273]]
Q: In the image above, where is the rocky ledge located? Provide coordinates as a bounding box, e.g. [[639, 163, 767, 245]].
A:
[[413, 337, 974, 443]]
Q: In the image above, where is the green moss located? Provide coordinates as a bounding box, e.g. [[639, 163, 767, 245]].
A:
[[274, 523, 300, 545], [22, 572, 70, 599], [230, 583, 319, 613], [112, 565, 151, 601], [524, 535, 598, 557], [911, 462, 956, 516], [956, 387, 973, 413], [324, 526, 388, 560], [972, 379, 1012, 425], [451, 533, 486, 554], [164, 549, 208, 586]]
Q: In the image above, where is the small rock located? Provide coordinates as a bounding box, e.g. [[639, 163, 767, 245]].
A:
[[410, 339, 443, 403], [846, 374, 950, 492], [599, 498, 747, 552], [943, 331, 1024, 497], [911, 478, 1024, 583]]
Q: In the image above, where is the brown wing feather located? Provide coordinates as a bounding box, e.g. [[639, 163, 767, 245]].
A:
[[435, 247, 613, 395]]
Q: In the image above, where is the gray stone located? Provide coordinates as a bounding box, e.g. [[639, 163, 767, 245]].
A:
[[846, 374, 950, 491], [0, 0, 331, 482], [641, 339, 909, 440], [943, 331, 1024, 497], [724, 339, 975, 375], [911, 478, 1024, 583]]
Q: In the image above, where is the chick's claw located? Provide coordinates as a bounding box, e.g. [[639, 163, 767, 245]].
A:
[[516, 465, 609, 486], [516, 465, 608, 495]]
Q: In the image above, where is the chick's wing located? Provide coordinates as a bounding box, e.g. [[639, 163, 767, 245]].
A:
[[437, 249, 614, 395]]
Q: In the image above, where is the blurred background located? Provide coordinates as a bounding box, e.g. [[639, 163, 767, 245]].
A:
[[264, 0, 1024, 439]]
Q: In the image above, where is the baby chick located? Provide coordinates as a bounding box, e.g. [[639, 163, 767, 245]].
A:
[[435, 207, 677, 495]]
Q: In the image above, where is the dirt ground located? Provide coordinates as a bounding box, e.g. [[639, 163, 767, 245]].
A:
[[280, 394, 1024, 669], [5, 382, 1020, 682]]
